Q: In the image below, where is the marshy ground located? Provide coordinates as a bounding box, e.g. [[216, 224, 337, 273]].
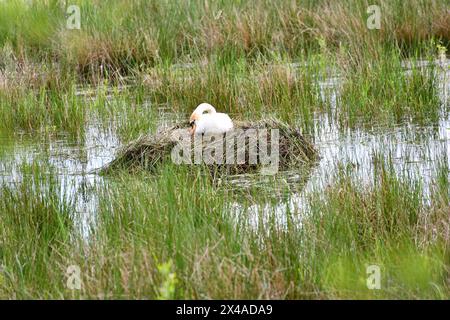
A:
[[0, 0, 449, 299]]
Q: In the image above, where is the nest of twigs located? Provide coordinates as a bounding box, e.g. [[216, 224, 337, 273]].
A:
[[102, 118, 319, 176]]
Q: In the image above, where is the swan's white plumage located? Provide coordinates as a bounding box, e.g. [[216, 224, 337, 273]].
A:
[[189, 103, 233, 135]]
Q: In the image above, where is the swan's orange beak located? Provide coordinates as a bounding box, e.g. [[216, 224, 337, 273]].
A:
[[189, 113, 199, 135]]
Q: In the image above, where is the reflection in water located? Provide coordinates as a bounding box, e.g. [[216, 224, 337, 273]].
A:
[[0, 60, 448, 236]]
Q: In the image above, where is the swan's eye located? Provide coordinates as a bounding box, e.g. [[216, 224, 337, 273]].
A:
[[189, 120, 195, 127]]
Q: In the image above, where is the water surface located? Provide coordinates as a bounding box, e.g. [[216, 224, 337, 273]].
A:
[[1, 59, 448, 235]]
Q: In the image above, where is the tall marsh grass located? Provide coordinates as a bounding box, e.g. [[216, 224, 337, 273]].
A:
[[0, 1, 447, 137], [338, 48, 442, 127], [0, 158, 447, 298], [0, 161, 74, 298], [0, 0, 448, 76]]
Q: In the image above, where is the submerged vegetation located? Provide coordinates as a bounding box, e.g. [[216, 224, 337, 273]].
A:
[[0, 0, 449, 299]]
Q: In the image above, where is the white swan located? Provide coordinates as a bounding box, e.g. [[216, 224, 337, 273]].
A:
[[189, 103, 233, 135]]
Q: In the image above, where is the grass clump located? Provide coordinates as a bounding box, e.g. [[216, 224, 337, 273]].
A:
[[0, 85, 85, 136], [299, 159, 449, 298], [141, 56, 328, 130], [339, 48, 442, 127], [0, 161, 75, 298]]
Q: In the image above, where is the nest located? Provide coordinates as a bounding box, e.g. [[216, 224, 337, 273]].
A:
[[102, 118, 319, 176]]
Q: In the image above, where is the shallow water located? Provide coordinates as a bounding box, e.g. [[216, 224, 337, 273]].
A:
[[0, 59, 448, 235], [239, 59, 449, 228]]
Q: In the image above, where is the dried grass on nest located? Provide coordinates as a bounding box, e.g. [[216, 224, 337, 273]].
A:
[[102, 118, 319, 175]]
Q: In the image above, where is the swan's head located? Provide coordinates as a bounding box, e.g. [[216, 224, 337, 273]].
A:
[[189, 112, 200, 135], [189, 103, 216, 135]]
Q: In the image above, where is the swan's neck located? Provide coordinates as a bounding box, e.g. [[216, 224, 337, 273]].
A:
[[194, 103, 216, 116]]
